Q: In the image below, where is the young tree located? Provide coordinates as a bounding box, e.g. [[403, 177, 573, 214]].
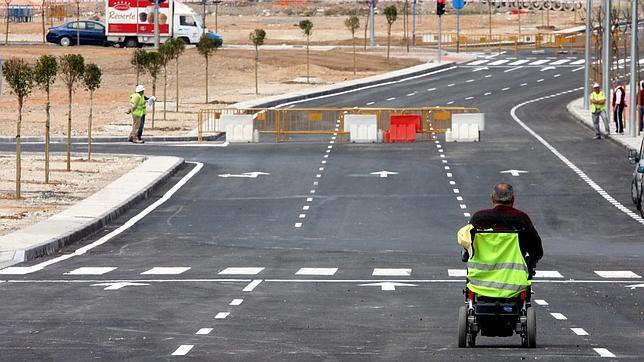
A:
[[130, 48, 148, 85], [142, 51, 164, 129], [298, 19, 313, 83], [33, 55, 57, 183], [83, 63, 101, 160], [197, 34, 217, 103], [249, 29, 266, 95], [345, 16, 360, 76], [166, 38, 185, 112], [59, 54, 85, 172], [2, 58, 33, 199], [384, 5, 398, 62]]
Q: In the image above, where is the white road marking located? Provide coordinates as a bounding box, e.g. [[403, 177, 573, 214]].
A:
[[537, 78, 544, 82], [472, 67, 489, 72], [171, 345, 194, 356], [386, 97, 396, 101], [306, 197, 313, 202], [406, 93, 415, 97], [372, 268, 412, 276], [550, 59, 571, 65], [219, 267, 264, 275], [242, 279, 263, 292], [572, 66, 584, 72], [319, 166, 325, 170], [484, 92, 491, 96], [466, 59, 490, 65], [448, 269, 467, 277], [447, 83, 455, 87], [459, 204, 467, 209], [92, 282, 150, 290], [466, 79, 474, 83], [141, 267, 190, 275], [570, 59, 585, 65], [65, 267, 117, 275], [508, 59, 530, 65], [303, 206, 310, 211], [447, 173, 453, 177], [534, 270, 563, 278], [230, 299, 244, 306], [214, 312, 230, 319], [360, 281, 417, 291], [463, 212, 471, 217], [196, 328, 213, 335], [294, 223, 303, 228], [465, 96, 474, 100], [0, 162, 205, 274], [453, 189, 460, 193], [299, 214, 306, 219], [550, 313, 567, 320], [534, 299, 549, 306], [450, 181, 456, 185], [520, 83, 527, 87], [456, 196, 462, 200], [321, 160, 327, 164], [427, 87, 436, 92], [593, 348, 616, 358], [316, 174, 322, 178], [444, 166, 450, 170], [571, 328, 589, 336], [553, 74, 561, 78], [366, 101, 375, 105], [504, 66, 522, 73], [330, 141, 335, 144], [327, 145, 332, 149], [447, 101, 454, 105], [296, 268, 338, 276], [488, 59, 510, 66], [484, 75, 492, 78], [511, 90, 644, 226], [594, 271, 641, 278], [310, 190, 316, 194], [502, 87, 510, 91], [331, 136, 336, 140], [528, 59, 550, 65]]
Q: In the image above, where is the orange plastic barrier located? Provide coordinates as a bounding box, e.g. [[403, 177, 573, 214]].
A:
[[387, 115, 419, 143]]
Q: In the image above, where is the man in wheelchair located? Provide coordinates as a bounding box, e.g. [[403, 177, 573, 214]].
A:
[[456, 183, 543, 348]]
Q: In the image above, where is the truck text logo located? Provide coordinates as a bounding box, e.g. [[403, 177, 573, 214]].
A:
[[113, 1, 130, 11]]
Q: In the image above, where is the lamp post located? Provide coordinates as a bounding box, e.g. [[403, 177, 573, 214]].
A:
[[213, 0, 222, 34]]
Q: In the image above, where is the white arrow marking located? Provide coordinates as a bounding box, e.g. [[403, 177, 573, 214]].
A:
[[91, 282, 150, 290], [500, 169, 528, 177], [218, 172, 270, 178], [625, 283, 644, 290], [370, 171, 399, 178], [359, 282, 417, 291], [472, 67, 489, 72]]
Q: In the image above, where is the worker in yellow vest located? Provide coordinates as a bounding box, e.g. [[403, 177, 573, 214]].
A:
[[590, 83, 610, 139], [126, 85, 156, 143]]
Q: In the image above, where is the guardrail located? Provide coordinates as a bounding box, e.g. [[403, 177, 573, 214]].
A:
[[198, 106, 481, 143]]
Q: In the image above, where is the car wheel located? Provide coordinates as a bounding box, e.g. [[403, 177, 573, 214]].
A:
[[632, 179, 640, 205], [59, 37, 71, 47]]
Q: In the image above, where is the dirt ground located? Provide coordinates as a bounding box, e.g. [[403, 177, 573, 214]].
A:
[[0, 153, 143, 236]]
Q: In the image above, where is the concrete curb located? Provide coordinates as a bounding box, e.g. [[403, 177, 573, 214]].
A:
[[233, 62, 455, 109], [0, 155, 185, 268], [567, 97, 642, 151], [0, 134, 222, 144]]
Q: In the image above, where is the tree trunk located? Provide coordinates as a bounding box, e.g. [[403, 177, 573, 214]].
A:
[[16, 98, 22, 199], [41, 0, 46, 44], [205, 54, 209, 103], [175, 57, 179, 112], [352, 31, 356, 75], [163, 64, 167, 123], [88, 90, 93, 160], [45, 89, 50, 183], [306, 35, 310, 83], [387, 26, 391, 61], [255, 46, 258, 95], [67, 87, 72, 171]]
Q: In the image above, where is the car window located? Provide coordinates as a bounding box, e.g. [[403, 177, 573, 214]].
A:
[[68, 22, 86, 30], [179, 16, 196, 27], [86, 22, 104, 31]]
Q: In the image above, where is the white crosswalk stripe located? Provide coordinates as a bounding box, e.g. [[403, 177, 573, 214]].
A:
[[528, 59, 550, 65], [488, 59, 511, 66], [141, 267, 191, 275], [570, 59, 585, 65], [550, 59, 571, 65], [508, 59, 531, 65], [65, 267, 117, 275], [594, 270, 641, 278], [372, 268, 412, 276], [466, 59, 490, 65]]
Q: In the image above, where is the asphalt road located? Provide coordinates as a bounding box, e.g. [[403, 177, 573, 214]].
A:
[[0, 53, 642, 360]]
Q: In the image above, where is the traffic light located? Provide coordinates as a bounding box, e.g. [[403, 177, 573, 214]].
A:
[[437, 0, 446, 16]]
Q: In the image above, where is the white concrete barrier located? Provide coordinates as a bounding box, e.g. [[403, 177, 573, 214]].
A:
[[445, 113, 484, 142], [220, 115, 254, 142], [344, 115, 378, 143]]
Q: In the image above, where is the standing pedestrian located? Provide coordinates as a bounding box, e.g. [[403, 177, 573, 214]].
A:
[[590, 83, 610, 139], [612, 79, 626, 134], [639, 81, 644, 132], [126, 84, 155, 143]]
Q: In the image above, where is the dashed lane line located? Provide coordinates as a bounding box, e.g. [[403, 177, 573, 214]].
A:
[[550, 313, 568, 320], [386, 97, 396, 101], [571, 328, 589, 336], [196, 328, 213, 335], [214, 312, 230, 319], [593, 348, 616, 358], [534, 299, 549, 306], [229, 299, 244, 306], [171, 345, 194, 356], [242, 279, 263, 292], [504, 66, 522, 73]]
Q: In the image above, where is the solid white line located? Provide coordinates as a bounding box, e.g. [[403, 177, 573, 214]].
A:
[[196, 328, 213, 335], [229, 299, 244, 306], [511, 89, 644, 226], [534, 299, 548, 306], [171, 345, 194, 356], [571, 328, 589, 336], [296, 268, 338, 276], [64, 267, 117, 275], [242, 279, 263, 292], [141, 267, 190, 275], [372, 268, 411, 276], [593, 348, 616, 358], [214, 312, 230, 319], [219, 267, 264, 275], [1, 162, 205, 274], [550, 313, 567, 320]]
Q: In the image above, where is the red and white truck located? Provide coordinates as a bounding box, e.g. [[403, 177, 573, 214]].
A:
[[105, 0, 222, 48]]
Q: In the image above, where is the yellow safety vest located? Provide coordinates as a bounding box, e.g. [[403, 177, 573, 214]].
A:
[[130, 93, 146, 117], [590, 91, 606, 113]]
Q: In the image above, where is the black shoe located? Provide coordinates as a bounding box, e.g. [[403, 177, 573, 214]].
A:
[[138, 139, 145, 144], [128, 138, 134, 143], [594, 135, 601, 139]]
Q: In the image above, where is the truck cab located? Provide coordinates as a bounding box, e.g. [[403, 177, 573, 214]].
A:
[[173, 1, 201, 44]]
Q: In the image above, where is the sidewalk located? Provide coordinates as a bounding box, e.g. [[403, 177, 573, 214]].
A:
[[0, 156, 184, 268], [567, 97, 643, 150]]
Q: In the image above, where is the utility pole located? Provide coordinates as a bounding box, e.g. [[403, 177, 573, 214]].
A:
[[583, 0, 593, 109], [154, 0, 160, 49], [369, 0, 376, 47], [202, 0, 206, 35], [214, 0, 222, 34], [412, 0, 417, 48], [628, 0, 638, 136], [602, 0, 611, 127]]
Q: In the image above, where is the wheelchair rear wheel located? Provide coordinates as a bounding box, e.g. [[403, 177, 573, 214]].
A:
[[458, 306, 467, 348]]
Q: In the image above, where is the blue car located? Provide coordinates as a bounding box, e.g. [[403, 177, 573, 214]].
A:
[[206, 31, 223, 47], [46, 20, 107, 47]]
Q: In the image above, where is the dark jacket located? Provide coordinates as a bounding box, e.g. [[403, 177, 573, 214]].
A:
[[469, 204, 543, 268]]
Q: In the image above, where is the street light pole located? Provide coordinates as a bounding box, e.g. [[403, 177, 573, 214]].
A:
[[628, 0, 638, 137], [583, 0, 592, 110], [369, 0, 375, 47], [202, 0, 206, 35], [602, 0, 611, 127]]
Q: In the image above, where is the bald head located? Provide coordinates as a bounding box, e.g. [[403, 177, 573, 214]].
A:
[[492, 183, 514, 206]]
